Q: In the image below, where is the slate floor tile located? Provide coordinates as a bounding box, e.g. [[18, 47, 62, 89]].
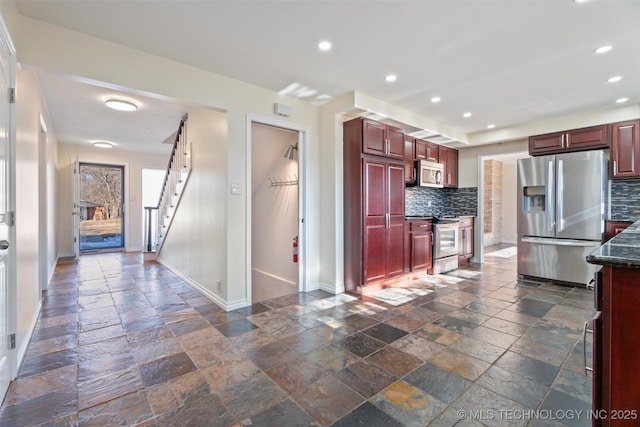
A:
[[370, 380, 448, 427], [1, 251, 596, 426], [404, 363, 471, 404], [330, 402, 404, 427]]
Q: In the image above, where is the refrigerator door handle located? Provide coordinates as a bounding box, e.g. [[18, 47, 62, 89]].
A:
[[557, 159, 564, 233], [521, 237, 598, 247], [548, 159, 555, 234]]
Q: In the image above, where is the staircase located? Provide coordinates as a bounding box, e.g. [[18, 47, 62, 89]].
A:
[[144, 115, 191, 260]]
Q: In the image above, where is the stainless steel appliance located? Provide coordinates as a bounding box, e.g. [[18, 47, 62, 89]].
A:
[[433, 218, 459, 273], [517, 150, 606, 285], [416, 160, 443, 188]]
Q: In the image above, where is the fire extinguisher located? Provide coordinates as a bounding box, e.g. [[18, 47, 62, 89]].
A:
[[293, 236, 298, 263]]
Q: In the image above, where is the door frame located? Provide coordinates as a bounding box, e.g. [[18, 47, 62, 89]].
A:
[[0, 12, 17, 397], [246, 114, 310, 305], [476, 149, 529, 262]]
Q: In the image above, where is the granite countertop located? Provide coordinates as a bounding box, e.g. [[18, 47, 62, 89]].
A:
[[586, 220, 640, 269]]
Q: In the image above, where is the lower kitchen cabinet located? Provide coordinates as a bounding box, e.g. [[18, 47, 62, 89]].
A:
[[458, 217, 474, 265], [604, 220, 633, 241], [408, 220, 433, 272], [591, 266, 640, 426]]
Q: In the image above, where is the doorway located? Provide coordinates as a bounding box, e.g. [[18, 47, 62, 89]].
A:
[[478, 151, 528, 260], [141, 168, 165, 250], [78, 163, 125, 252], [250, 122, 300, 303]]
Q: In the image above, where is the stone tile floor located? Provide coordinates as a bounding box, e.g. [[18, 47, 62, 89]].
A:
[[0, 249, 595, 426]]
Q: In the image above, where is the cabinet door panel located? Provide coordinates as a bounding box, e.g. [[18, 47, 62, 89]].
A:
[[611, 120, 640, 178], [363, 119, 386, 156], [411, 233, 432, 271], [387, 164, 405, 216], [415, 140, 427, 160], [529, 132, 564, 155], [386, 220, 406, 278], [387, 126, 405, 159], [426, 142, 439, 162], [404, 137, 415, 183], [364, 224, 386, 283], [364, 160, 385, 217], [566, 125, 608, 150]]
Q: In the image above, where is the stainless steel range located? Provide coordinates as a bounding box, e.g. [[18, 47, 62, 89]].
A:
[[433, 218, 459, 274]]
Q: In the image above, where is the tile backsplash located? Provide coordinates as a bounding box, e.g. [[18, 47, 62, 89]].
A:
[[611, 179, 640, 220], [405, 186, 478, 217]]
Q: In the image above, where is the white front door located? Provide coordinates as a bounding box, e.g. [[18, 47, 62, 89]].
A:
[[0, 19, 16, 402]]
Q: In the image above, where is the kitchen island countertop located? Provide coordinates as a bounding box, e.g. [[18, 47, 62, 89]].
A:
[[586, 220, 640, 269]]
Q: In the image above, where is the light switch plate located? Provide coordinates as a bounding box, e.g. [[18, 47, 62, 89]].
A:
[[230, 183, 242, 195]]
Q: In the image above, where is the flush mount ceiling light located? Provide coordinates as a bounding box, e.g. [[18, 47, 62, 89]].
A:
[[487, 124, 496, 129], [431, 96, 441, 103], [104, 98, 138, 112], [93, 142, 113, 149], [463, 112, 472, 118], [318, 40, 332, 51], [608, 76, 622, 83], [385, 74, 397, 83], [616, 97, 629, 104], [594, 45, 612, 54]]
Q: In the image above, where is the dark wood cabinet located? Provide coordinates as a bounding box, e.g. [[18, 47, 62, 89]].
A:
[[404, 136, 415, 183], [344, 118, 406, 294], [408, 220, 433, 272], [611, 120, 640, 179], [439, 146, 458, 188], [529, 125, 609, 155], [457, 217, 474, 264], [604, 220, 633, 241], [416, 139, 439, 162], [362, 118, 404, 160], [592, 266, 640, 426]]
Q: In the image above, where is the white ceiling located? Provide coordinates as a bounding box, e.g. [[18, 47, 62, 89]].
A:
[[15, 0, 640, 152]]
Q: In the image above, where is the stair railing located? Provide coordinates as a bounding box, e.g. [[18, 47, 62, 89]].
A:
[[144, 114, 191, 255]]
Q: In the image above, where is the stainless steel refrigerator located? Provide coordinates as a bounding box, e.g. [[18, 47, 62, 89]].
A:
[[517, 150, 607, 285]]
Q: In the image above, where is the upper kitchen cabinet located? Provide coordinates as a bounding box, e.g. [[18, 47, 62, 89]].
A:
[[611, 119, 640, 179], [529, 124, 609, 156], [361, 118, 405, 160], [415, 139, 439, 162], [404, 136, 416, 183], [438, 145, 458, 188]]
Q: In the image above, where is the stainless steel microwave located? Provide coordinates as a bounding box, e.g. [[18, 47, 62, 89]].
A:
[[416, 160, 444, 188]]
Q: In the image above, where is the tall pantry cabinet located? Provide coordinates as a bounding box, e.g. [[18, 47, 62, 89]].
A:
[[344, 118, 406, 294]]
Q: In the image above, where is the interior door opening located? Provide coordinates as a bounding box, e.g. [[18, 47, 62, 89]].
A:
[[250, 122, 300, 303], [79, 163, 125, 252]]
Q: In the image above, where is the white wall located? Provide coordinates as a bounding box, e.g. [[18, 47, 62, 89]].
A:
[[157, 107, 229, 304], [251, 124, 298, 290], [15, 68, 58, 362], [501, 162, 518, 244], [458, 139, 528, 188], [56, 144, 168, 256]]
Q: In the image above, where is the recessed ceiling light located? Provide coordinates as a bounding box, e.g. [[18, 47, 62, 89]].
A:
[[607, 76, 622, 83], [463, 112, 472, 118], [574, 0, 589, 3], [594, 45, 612, 54], [104, 98, 138, 112], [318, 41, 332, 51], [616, 98, 629, 104], [487, 124, 496, 129], [431, 96, 441, 103], [385, 74, 397, 82], [93, 142, 113, 149]]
